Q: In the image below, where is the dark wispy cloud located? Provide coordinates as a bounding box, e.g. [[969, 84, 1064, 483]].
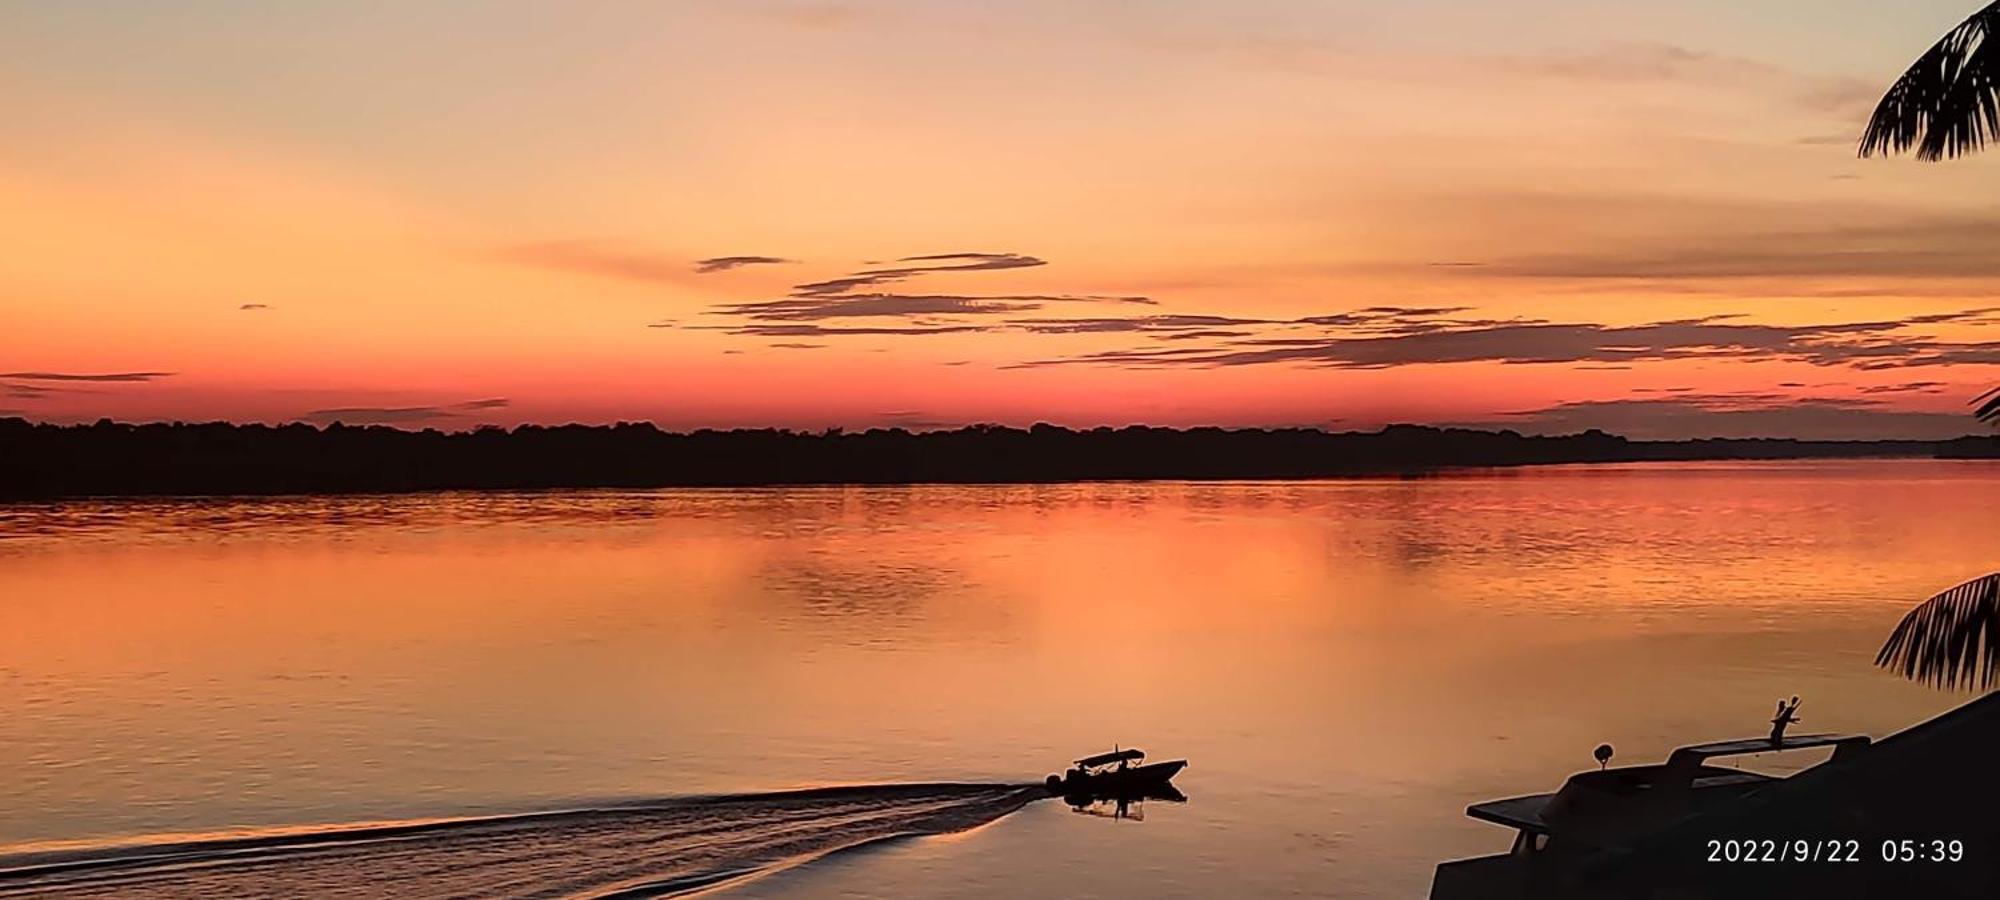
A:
[[685, 251, 1157, 337], [721, 293, 1043, 320], [0, 371, 173, 382], [302, 407, 453, 425], [1156, 329, 1256, 341], [695, 255, 796, 274], [1456, 213, 2000, 281], [1010, 314, 1272, 334], [904, 252, 1032, 263], [877, 410, 962, 430], [1015, 309, 2000, 371], [1471, 393, 1982, 441], [1293, 306, 1477, 329], [1858, 381, 1948, 395], [718, 292, 1153, 323], [676, 237, 1997, 382], [0, 375, 159, 399], [301, 398, 509, 426], [239, 303, 271, 311], [709, 322, 987, 337], [792, 252, 1045, 297], [769, 342, 826, 349], [989, 306, 1521, 347]]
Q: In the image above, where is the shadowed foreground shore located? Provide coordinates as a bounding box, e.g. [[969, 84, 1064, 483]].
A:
[[0, 784, 1044, 899], [1, 417, 1994, 498]]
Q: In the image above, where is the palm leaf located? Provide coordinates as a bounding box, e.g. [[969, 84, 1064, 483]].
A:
[[1877, 573, 2000, 689], [1977, 386, 2000, 424], [1859, 2, 2000, 161]]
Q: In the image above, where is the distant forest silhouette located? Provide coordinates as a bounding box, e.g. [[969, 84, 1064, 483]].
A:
[[1, 417, 1993, 499]]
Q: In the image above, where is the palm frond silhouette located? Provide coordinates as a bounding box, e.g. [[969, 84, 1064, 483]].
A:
[[1857, 9, 1999, 689], [1859, 6, 2000, 426], [1859, 2, 2000, 161], [1878, 574, 2000, 690]]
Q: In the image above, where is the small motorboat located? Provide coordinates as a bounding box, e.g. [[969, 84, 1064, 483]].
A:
[[1046, 748, 1187, 796]]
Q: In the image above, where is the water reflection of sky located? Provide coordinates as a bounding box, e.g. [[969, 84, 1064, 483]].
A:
[[0, 460, 1993, 896]]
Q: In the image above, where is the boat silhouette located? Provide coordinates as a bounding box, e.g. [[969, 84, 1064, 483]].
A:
[[1432, 695, 2000, 898], [1045, 748, 1188, 799]]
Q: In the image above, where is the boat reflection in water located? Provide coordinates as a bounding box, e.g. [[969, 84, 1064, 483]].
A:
[[1045, 748, 1189, 821], [1064, 783, 1188, 821]]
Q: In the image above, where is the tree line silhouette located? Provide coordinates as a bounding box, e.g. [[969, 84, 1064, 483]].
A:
[[0, 416, 1992, 498]]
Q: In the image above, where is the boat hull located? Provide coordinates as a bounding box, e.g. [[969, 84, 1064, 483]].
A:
[[1048, 760, 1186, 796]]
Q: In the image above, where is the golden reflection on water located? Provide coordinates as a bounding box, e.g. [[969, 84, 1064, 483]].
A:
[[0, 460, 1992, 896]]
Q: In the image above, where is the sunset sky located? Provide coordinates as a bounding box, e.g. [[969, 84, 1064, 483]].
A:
[[4, 0, 1998, 438]]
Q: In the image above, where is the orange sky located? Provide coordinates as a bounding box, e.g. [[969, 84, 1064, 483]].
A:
[[3, 1, 1997, 438]]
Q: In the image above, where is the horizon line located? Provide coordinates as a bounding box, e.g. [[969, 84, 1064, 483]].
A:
[[3, 415, 1992, 445]]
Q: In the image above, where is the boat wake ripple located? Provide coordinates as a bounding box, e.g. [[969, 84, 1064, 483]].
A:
[[0, 783, 1044, 899]]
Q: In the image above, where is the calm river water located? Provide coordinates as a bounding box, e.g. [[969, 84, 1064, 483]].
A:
[[1, 460, 1992, 897]]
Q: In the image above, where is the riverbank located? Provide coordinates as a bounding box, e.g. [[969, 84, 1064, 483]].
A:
[[3, 417, 1993, 498]]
